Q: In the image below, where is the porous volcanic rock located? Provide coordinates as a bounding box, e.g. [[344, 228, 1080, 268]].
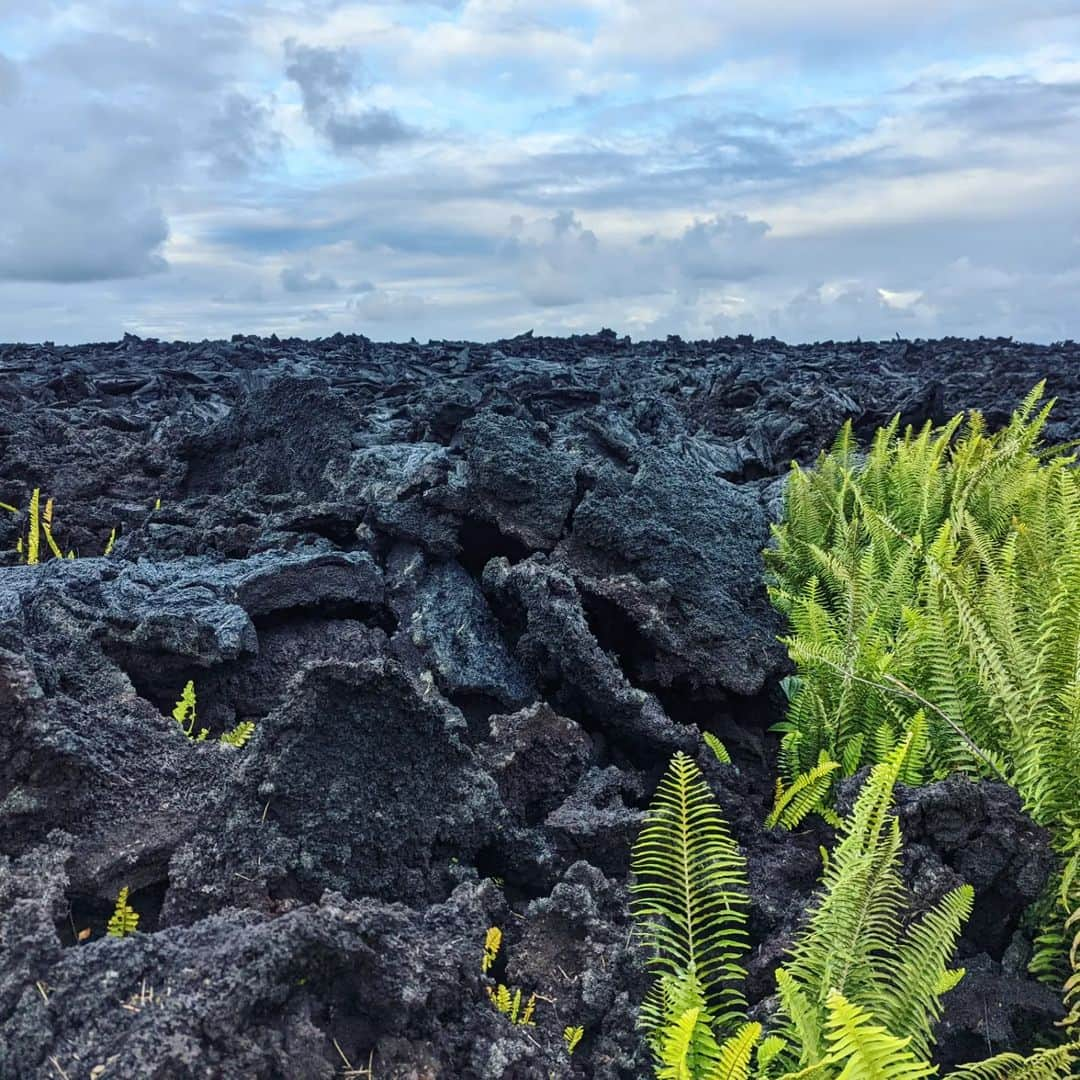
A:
[[1, 329, 1076, 1077]]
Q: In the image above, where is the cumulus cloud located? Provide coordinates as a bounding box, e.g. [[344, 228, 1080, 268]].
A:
[[0, 0, 1078, 342], [283, 40, 416, 150], [0, 6, 277, 285]]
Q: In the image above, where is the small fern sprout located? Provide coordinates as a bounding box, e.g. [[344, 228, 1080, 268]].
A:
[[482, 926, 502, 974], [172, 680, 207, 741], [563, 1025, 584, 1055], [107, 887, 139, 938], [486, 984, 537, 1026], [520, 993, 536, 1026], [220, 721, 256, 748], [702, 731, 732, 765]]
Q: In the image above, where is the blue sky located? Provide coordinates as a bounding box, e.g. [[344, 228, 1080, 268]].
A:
[[0, 0, 1078, 344]]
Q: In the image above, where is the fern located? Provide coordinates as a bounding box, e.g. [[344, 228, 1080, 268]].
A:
[[946, 1045, 1079, 1079], [486, 985, 536, 1026], [482, 926, 501, 974], [172, 680, 208, 741], [26, 487, 40, 564], [775, 736, 971, 1067], [766, 383, 1080, 978], [564, 1025, 584, 1055], [107, 886, 139, 938], [481, 928, 538, 1028], [630, 752, 750, 1040], [704, 732, 732, 766], [632, 740, 1079, 1078], [765, 753, 840, 831], [819, 991, 935, 1079], [220, 720, 256, 747]]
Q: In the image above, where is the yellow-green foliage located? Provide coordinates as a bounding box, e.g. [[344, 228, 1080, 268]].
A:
[[765, 752, 840, 831], [172, 680, 207, 741], [107, 886, 139, 938], [486, 984, 536, 1026], [1062, 906, 1080, 1035], [766, 382, 1080, 978], [220, 720, 256, 747], [630, 751, 750, 1044], [629, 734, 1080, 1078], [4, 488, 117, 560], [564, 1025, 584, 1055], [171, 681, 256, 747], [702, 732, 731, 765], [481, 926, 501, 974], [480, 926, 538, 1027]]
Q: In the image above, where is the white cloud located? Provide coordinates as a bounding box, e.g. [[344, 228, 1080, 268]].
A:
[[1, 0, 1078, 342]]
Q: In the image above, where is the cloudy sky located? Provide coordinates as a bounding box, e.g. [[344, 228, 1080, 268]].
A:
[[1, 0, 1078, 345]]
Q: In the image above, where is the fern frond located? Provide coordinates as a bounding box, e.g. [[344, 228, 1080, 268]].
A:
[[220, 721, 256, 747], [755, 1034, 787, 1073], [631, 752, 750, 1035], [870, 883, 974, 1060], [703, 732, 732, 765], [107, 886, 139, 938], [766, 756, 840, 831], [945, 1044, 1079, 1079], [481, 926, 501, 974], [820, 990, 935, 1079], [26, 487, 40, 565], [707, 1022, 761, 1080], [172, 680, 199, 739], [657, 1008, 704, 1080]]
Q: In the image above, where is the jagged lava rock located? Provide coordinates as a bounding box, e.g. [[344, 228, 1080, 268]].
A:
[[1, 331, 1077, 1077]]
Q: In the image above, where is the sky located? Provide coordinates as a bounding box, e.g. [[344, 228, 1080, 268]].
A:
[[0, 1, 1078, 345]]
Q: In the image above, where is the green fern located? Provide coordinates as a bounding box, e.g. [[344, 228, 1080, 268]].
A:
[[703, 732, 732, 765], [819, 991, 935, 1079], [107, 886, 139, 938], [632, 739, 1078, 1079], [775, 736, 972, 1066], [172, 680, 208, 741], [630, 752, 750, 1044], [766, 383, 1080, 979], [765, 753, 839, 831], [220, 720, 256, 747], [946, 1045, 1079, 1079]]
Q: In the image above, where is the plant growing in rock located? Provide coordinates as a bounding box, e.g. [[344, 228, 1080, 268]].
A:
[[171, 680, 256, 747], [480, 926, 538, 1028], [3, 487, 119, 561], [220, 720, 256, 747], [173, 679, 208, 741], [107, 887, 139, 938], [765, 382, 1080, 979], [628, 740, 1080, 1078]]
